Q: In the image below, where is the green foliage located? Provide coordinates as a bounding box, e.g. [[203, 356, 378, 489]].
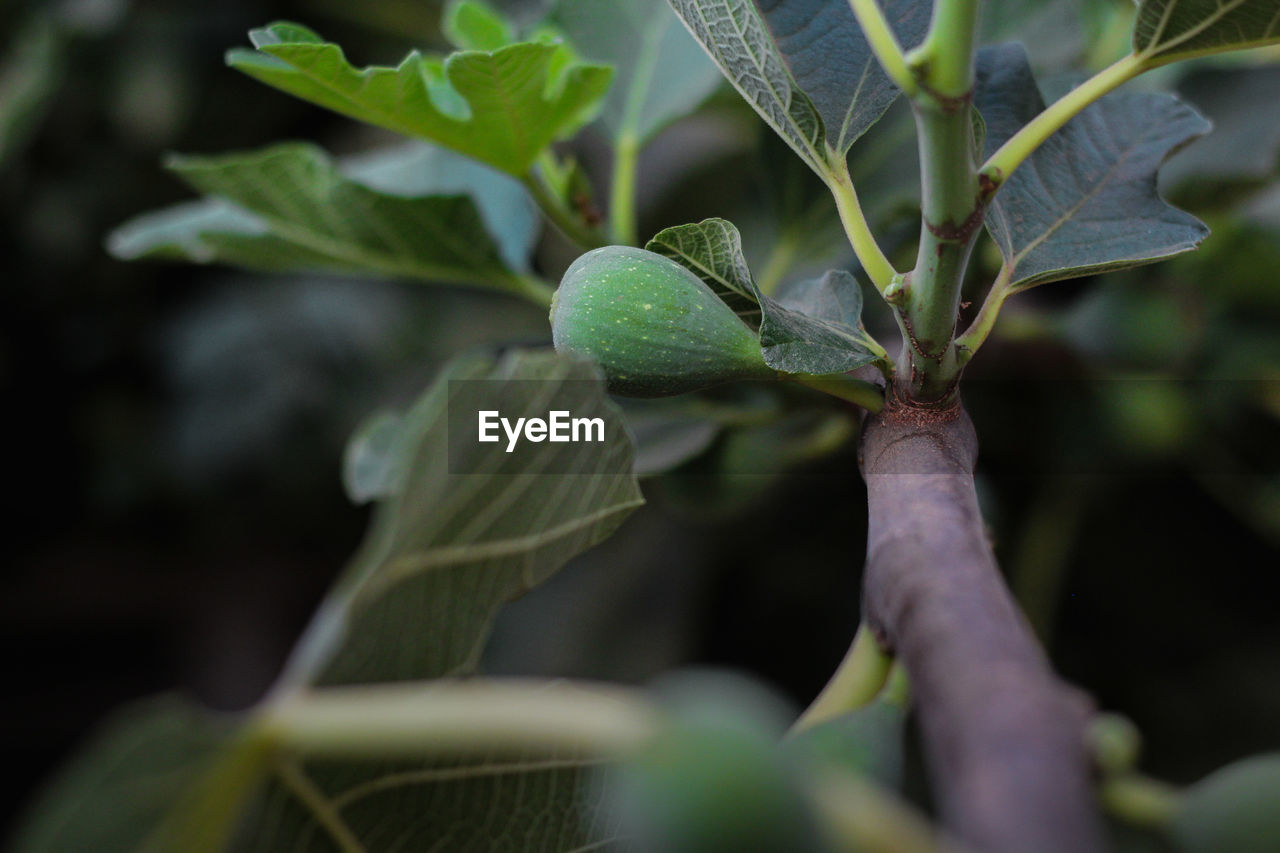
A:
[[13, 698, 263, 853], [645, 217, 885, 375], [667, 0, 829, 172], [288, 349, 643, 686], [443, 0, 515, 51], [341, 410, 406, 505], [552, 0, 722, 144], [108, 143, 545, 299], [976, 43, 1210, 291], [786, 696, 907, 789], [17, 349, 644, 852], [756, 269, 884, 374], [603, 673, 826, 853], [235, 752, 617, 853], [616, 726, 817, 852], [551, 245, 774, 397], [25, 0, 1280, 849], [1172, 754, 1280, 853], [668, 0, 931, 171], [654, 407, 858, 515], [647, 217, 761, 317], [751, 141, 865, 286], [622, 399, 738, 477], [0, 16, 63, 167], [1134, 0, 1280, 64], [1162, 66, 1280, 197], [756, 0, 932, 154], [227, 22, 612, 177], [979, 0, 1119, 70]]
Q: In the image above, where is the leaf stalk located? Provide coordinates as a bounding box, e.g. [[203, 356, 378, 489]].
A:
[[510, 273, 556, 307], [522, 168, 607, 250], [610, 132, 640, 246], [790, 623, 893, 733], [828, 155, 898, 293], [811, 769, 967, 853], [791, 373, 886, 412], [1099, 774, 1182, 828], [258, 680, 662, 760], [847, 0, 917, 95], [980, 54, 1145, 191], [953, 264, 1012, 364]]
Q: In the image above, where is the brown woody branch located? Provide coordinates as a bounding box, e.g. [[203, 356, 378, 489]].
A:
[[859, 393, 1104, 853]]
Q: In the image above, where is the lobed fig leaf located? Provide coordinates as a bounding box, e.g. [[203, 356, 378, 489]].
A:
[[551, 246, 775, 397], [107, 142, 540, 293], [757, 270, 885, 375], [975, 43, 1209, 292], [1134, 0, 1280, 65], [646, 217, 760, 318], [227, 22, 612, 177]]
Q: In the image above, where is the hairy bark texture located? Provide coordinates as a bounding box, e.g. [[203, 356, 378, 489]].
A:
[[860, 394, 1103, 853]]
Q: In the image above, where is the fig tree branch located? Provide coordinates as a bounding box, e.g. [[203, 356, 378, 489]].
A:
[[859, 398, 1105, 853]]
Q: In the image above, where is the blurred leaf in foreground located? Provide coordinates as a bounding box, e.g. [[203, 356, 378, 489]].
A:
[[13, 698, 265, 853], [17, 349, 645, 852]]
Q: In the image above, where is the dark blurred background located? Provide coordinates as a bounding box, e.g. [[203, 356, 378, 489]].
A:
[[3, 0, 1279, 839]]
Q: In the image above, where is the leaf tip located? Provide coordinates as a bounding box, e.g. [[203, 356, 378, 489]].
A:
[[102, 226, 135, 261], [248, 21, 322, 49], [246, 26, 280, 50], [160, 150, 191, 173]]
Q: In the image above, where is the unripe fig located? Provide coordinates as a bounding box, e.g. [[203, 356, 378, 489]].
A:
[[551, 246, 773, 397]]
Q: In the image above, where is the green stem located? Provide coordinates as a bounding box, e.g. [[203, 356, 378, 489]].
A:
[[522, 170, 606, 250], [954, 265, 1012, 364], [980, 54, 1144, 189], [1099, 774, 1182, 829], [790, 373, 886, 413], [910, 0, 980, 97], [828, 156, 898, 293], [847, 0, 916, 94], [608, 4, 662, 246], [895, 0, 982, 401], [610, 133, 640, 246], [900, 101, 978, 399], [879, 662, 911, 707], [259, 680, 661, 760], [1087, 713, 1142, 776], [510, 273, 556, 308], [812, 769, 965, 853], [790, 624, 893, 733]]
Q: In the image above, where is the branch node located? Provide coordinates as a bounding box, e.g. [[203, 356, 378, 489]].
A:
[[923, 205, 986, 243]]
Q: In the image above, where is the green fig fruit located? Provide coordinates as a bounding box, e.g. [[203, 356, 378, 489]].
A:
[[551, 246, 773, 397]]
